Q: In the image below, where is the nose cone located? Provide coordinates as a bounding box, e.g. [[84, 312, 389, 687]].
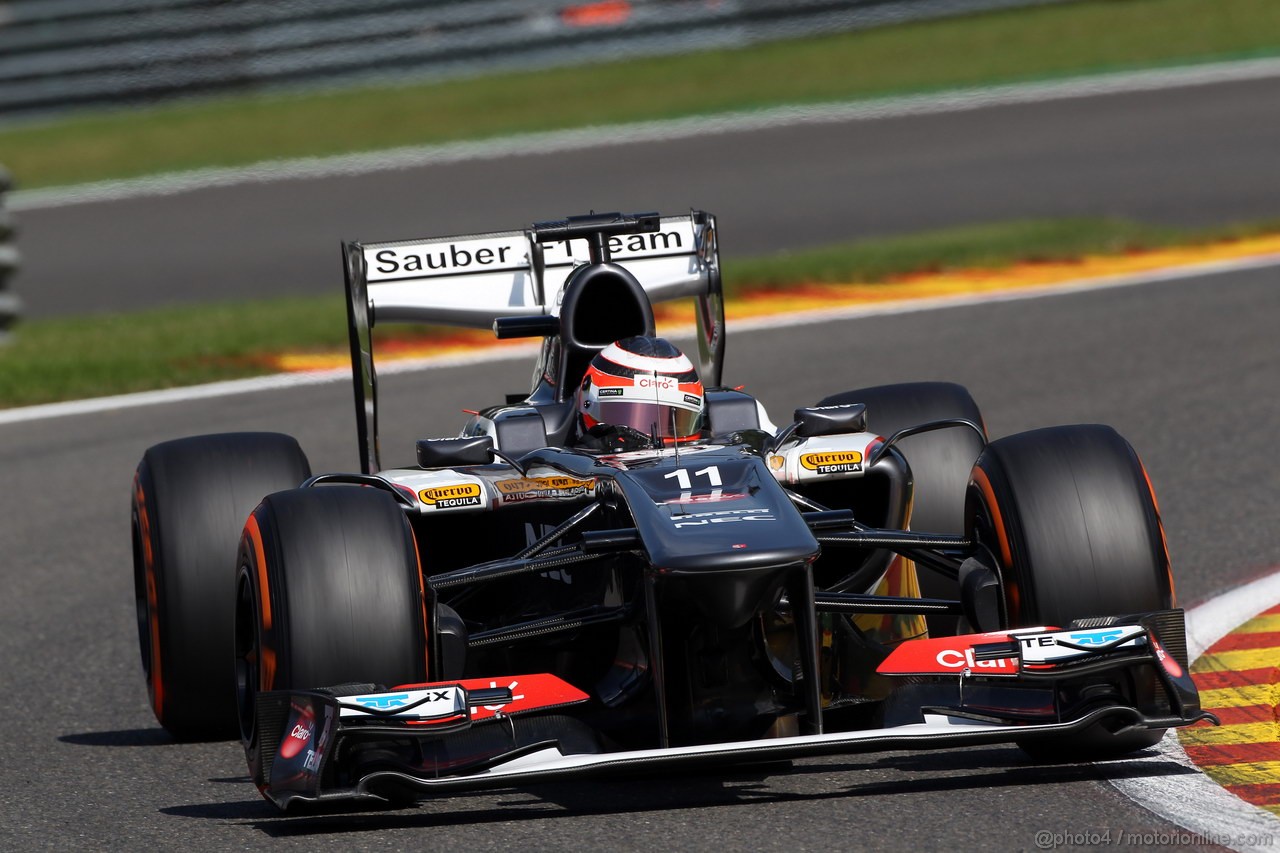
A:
[[619, 455, 820, 628]]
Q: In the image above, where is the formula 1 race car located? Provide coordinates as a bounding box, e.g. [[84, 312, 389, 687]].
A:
[[131, 210, 1214, 810]]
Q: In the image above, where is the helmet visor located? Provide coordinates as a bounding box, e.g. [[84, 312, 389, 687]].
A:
[[592, 401, 702, 439]]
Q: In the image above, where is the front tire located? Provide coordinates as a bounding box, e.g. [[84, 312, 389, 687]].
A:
[[132, 432, 310, 740], [966, 424, 1174, 758], [236, 486, 430, 783]]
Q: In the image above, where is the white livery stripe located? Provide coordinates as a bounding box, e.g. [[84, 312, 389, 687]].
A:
[[598, 343, 694, 374]]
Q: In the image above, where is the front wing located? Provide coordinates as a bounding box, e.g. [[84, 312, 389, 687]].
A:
[[253, 610, 1216, 809]]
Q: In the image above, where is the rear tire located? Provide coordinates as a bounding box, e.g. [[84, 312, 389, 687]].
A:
[[132, 433, 310, 740], [820, 382, 986, 633], [236, 486, 429, 782], [966, 424, 1174, 759], [820, 382, 986, 536]]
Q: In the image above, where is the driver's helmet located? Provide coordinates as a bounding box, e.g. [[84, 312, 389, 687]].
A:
[[577, 336, 705, 442]]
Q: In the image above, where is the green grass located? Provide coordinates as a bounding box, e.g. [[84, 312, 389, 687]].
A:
[[0, 295, 346, 406], [1, 0, 1278, 189], [3, 216, 1276, 408]]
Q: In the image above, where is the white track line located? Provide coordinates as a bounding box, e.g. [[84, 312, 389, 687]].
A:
[[11, 56, 1280, 212], [1109, 570, 1280, 852], [2, 251, 1278, 427]]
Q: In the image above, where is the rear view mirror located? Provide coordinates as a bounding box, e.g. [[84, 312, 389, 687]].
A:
[[793, 403, 867, 437]]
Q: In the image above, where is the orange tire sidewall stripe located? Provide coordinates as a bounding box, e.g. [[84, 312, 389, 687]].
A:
[[970, 467, 1013, 568], [410, 532, 431, 679], [244, 513, 276, 691], [1139, 461, 1177, 607], [971, 465, 1022, 623], [133, 475, 165, 722]]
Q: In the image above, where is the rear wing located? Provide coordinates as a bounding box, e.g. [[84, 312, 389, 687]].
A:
[[343, 211, 724, 473]]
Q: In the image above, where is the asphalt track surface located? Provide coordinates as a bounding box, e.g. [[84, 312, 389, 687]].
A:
[[2, 265, 1278, 850], [15, 74, 1280, 318]]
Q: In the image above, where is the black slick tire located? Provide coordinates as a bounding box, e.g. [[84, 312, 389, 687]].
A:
[[235, 486, 430, 785], [132, 432, 311, 740], [821, 382, 986, 536], [966, 424, 1174, 759]]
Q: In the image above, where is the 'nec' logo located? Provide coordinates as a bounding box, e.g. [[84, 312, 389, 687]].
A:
[[1069, 629, 1124, 645], [355, 693, 409, 709]]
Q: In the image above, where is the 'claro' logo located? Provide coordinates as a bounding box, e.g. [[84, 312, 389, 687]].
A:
[[800, 450, 863, 475], [419, 483, 483, 508], [935, 647, 1017, 672]]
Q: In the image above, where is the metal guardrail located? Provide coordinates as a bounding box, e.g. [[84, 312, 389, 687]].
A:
[[0, 0, 1069, 119], [0, 165, 20, 341]]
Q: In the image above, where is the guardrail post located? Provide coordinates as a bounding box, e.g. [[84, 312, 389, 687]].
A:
[[0, 165, 21, 342]]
